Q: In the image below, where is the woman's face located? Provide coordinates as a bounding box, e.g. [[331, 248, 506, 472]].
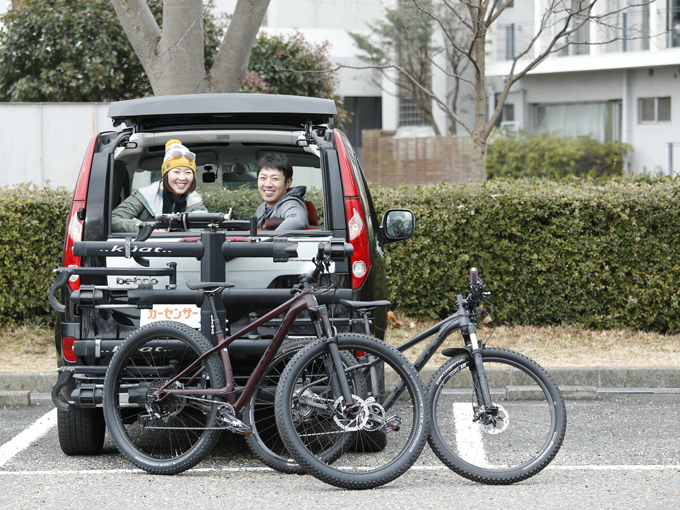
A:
[[166, 167, 194, 198], [258, 167, 292, 207]]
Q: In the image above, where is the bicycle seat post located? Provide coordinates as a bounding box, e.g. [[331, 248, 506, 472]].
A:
[[206, 291, 223, 337]]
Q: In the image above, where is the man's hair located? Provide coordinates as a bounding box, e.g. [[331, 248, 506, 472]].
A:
[[257, 153, 293, 181]]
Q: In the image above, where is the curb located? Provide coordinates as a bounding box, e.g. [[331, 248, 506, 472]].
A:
[[417, 366, 680, 390], [0, 372, 56, 394], [1, 367, 679, 407], [0, 391, 31, 407]]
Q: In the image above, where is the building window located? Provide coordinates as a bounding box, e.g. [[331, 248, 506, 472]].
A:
[[639, 97, 671, 122], [399, 98, 429, 127], [494, 98, 516, 129], [671, 0, 680, 47], [533, 102, 609, 142], [504, 24, 515, 60], [344, 97, 382, 163]]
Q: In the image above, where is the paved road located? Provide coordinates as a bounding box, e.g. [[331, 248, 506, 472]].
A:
[[0, 393, 679, 509]]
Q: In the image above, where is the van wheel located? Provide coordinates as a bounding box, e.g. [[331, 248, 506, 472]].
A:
[[57, 407, 106, 456]]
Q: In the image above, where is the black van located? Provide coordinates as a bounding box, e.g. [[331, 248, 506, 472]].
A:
[[52, 93, 414, 455]]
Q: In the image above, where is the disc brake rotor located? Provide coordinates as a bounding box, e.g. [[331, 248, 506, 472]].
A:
[[478, 404, 509, 434], [332, 395, 373, 431]]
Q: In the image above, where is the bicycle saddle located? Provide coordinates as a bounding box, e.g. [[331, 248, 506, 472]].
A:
[[340, 299, 391, 314], [185, 281, 235, 291]]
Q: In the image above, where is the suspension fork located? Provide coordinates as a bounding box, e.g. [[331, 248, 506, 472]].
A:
[[314, 304, 356, 407], [457, 295, 497, 412]]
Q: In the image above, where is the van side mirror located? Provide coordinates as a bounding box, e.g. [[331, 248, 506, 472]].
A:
[[380, 209, 415, 244]]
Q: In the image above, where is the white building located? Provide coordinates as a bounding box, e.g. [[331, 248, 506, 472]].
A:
[[485, 0, 680, 175]]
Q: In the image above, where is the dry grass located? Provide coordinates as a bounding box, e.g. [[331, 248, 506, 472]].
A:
[[2, 319, 680, 373], [0, 325, 55, 373], [384, 317, 680, 368]]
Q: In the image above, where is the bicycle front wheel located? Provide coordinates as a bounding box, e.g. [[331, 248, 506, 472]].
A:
[[103, 321, 226, 475], [427, 348, 567, 484], [275, 333, 429, 490]]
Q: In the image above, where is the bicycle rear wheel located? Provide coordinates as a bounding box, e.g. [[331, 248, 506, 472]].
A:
[[243, 339, 358, 474], [427, 348, 567, 484], [242, 339, 312, 474], [275, 333, 429, 490], [103, 321, 226, 475]]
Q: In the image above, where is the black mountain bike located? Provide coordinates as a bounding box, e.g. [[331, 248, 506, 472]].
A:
[[278, 268, 567, 486]]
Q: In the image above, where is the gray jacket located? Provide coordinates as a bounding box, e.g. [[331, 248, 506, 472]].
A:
[[255, 186, 309, 230], [111, 181, 207, 233]]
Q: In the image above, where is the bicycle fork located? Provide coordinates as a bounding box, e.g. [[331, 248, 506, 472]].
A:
[[312, 304, 356, 408], [457, 295, 498, 418]]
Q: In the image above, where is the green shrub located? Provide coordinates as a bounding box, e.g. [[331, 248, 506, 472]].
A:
[[0, 184, 70, 324], [5, 179, 680, 333], [486, 132, 631, 180], [202, 186, 324, 226], [371, 177, 680, 332]]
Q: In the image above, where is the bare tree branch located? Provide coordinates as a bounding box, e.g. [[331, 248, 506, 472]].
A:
[[208, 0, 270, 92], [110, 0, 161, 82]]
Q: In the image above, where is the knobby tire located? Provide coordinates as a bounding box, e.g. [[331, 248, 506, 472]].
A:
[[274, 333, 429, 490], [103, 321, 226, 475], [427, 347, 567, 484]]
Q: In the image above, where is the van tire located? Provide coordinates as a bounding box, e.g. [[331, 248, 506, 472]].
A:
[[57, 407, 106, 456]]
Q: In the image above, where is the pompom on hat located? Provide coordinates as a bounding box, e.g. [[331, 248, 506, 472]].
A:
[[162, 139, 196, 176]]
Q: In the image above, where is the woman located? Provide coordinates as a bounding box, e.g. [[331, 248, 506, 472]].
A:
[[112, 139, 207, 232]]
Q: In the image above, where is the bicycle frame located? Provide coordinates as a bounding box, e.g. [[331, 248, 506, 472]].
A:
[[363, 292, 497, 413], [155, 288, 322, 414]]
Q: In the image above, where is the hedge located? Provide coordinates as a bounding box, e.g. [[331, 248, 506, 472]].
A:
[[486, 132, 631, 180], [0, 184, 71, 324], [3, 178, 680, 332], [202, 186, 324, 225], [371, 177, 680, 332]]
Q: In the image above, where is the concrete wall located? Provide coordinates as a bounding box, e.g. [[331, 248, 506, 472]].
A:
[[1, 103, 117, 190]]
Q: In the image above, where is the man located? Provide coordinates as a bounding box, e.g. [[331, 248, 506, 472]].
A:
[[254, 153, 309, 230]]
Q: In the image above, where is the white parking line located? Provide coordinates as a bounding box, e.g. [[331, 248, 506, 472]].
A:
[[0, 409, 57, 468], [0, 464, 679, 476], [453, 402, 487, 466]]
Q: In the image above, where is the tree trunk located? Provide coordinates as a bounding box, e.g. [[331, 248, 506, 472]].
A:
[[156, 0, 206, 95], [111, 0, 269, 96], [470, 21, 488, 182]]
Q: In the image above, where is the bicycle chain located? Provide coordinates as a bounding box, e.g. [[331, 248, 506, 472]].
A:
[[140, 393, 230, 431]]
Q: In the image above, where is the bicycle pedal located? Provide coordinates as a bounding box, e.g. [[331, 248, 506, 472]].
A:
[[378, 415, 402, 434], [229, 422, 252, 435]]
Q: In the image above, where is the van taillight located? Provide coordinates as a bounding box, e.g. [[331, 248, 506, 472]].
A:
[[64, 206, 84, 291], [62, 135, 98, 292], [344, 198, 370, 289], [62, 337, 77, 362], [334, 131, 371, 290]]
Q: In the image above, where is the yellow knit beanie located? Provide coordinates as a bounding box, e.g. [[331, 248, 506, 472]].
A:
[[162, 139, 196, 176]]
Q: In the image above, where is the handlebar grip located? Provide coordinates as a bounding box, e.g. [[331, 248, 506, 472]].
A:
[[48, 270, 70, 314], [470, 267, 478, 286]]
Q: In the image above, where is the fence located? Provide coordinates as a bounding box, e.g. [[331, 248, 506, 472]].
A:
[[361, 130, 475, 187]]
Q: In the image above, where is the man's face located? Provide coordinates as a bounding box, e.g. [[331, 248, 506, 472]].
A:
[[258, 167, 292, 207]]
